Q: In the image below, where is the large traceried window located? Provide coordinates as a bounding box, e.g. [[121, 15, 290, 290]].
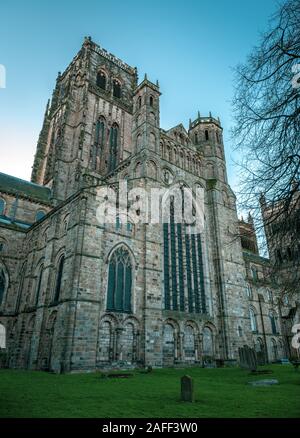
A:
[[108, 123, 118, 172], [107, 247, 132, 313], [163, 194, 206, 313]]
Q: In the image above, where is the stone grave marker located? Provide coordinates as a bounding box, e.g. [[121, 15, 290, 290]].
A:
[[181, 375, 194, 402], [238, 345, 257, 372]]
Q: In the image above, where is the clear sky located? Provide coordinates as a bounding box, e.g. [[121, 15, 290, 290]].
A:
[[0, 0, 279, 190]]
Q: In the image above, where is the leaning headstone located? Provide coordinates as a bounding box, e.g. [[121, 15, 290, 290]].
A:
[[181, 375, 194, 402], [239, 345, 257, 371]]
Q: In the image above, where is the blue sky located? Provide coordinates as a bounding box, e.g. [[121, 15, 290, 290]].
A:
[[0, 0, 279, 190]]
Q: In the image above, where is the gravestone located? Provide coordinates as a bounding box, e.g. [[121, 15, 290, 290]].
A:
[[238, 345, 257, 372], [181, 375, 194, 402], [248, 379, 279, 386]]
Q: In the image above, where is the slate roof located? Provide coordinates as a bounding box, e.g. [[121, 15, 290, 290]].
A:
[[0, 172, 51, 204]]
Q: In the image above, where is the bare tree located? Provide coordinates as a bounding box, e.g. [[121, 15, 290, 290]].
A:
[[232, 0, 300, 298]]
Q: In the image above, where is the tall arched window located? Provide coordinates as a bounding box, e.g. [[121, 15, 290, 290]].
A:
[[149, 95, 154, 107], [138, 96, 142, 109], [0, 268, 6, 306], [269, 311, 277, 334], [108, 123, 118, 172], [113, 79, 121, 98], [53, 255, 65, 303], [249, 307, 257, 332], [92, 117, 106, 170], [205, 130, 209, 141], [96, 70, 107, 90], [107, 247, 132, 313], [0, 198, 5, 216], [35, 265, 44, 306]]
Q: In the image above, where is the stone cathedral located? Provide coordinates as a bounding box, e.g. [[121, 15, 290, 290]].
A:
[[0, 37, 291, 372]]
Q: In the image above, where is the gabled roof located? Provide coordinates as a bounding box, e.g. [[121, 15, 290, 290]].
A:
[[0, 172, 51, 204], [166, 123, 189, 138]]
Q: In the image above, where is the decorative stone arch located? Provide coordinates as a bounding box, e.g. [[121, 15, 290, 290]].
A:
[[106, 242, 137, 268], [192, 157, 197, 174], [183, 320, 200, 362], [166, 143, 172, 162], [249, 305, 258, 332], [177, 149, 183, 168], [160, 141, 164, 158], [97, 314, 118, 365], [173, 147, 178, 165], [202, 323, 217, 358], [121, 316, 140, 364], [162, 318, 180, 367], [52, 248, 66, 303], [146, 159, 158, 179], [134, 160, 142, 177], [33, 257, 45, 307], [206, 162, 215, 179], [61, 213, 70, 235], [112, 76, 122, 98], [96, 66, 109, 86]]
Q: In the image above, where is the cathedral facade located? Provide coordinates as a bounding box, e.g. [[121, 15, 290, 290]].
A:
[[0, 38, 290, 372]]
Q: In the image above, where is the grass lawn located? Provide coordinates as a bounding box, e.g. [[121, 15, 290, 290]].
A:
[[0, 365, 299, 418]]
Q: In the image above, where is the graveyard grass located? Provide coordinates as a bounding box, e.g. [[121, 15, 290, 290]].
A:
[[0, 365, 300, 418]]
